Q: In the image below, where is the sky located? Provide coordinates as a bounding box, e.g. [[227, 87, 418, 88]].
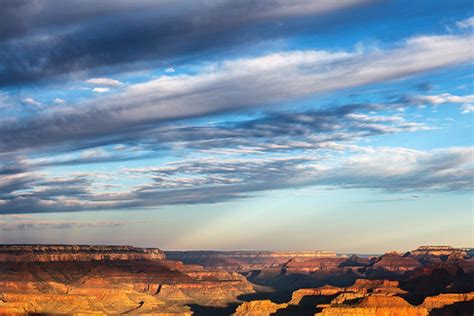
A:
[[0, 0, 473, 253]]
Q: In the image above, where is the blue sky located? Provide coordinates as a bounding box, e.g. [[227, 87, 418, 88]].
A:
[[0, 0, 472, 252]]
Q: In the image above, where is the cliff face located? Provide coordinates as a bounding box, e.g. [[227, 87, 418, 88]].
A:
[[0, 244, 166, 262], [411, 246, 468, 257], [166, 250, 338, 272], [306, 280, 473, 316], [314, 292, 474, 316], [369, 252, 423, 273], [0, 244, 254, 314]]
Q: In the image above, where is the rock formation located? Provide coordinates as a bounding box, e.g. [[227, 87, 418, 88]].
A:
[[289, 279, 474, 316], [166, 250, 338, 272], [1, 245, 473, 315], [0, 245, 255, 314]]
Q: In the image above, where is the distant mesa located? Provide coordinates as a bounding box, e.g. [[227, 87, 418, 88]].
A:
[[0, 244, 166, 262], [411, 245, 471, 257]]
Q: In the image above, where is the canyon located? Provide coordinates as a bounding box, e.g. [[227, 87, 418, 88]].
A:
[[0, 245, 472, 315]]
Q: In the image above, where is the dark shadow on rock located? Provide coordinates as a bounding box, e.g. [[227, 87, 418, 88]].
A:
[[272, 294, 339, 316], [400, 266, 474, 305], [188, 303, 240, 316], [429, 300, 474, 316], [238, 291, 294, 304]]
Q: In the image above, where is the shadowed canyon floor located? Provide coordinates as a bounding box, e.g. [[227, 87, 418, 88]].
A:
[[0, 245, 472, 315]]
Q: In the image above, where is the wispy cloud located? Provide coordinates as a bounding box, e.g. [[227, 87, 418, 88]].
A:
[[461, 104, 474, 114], [457, 16, 474, 28], [87, 77, 124, 86], [0, 218, 125, 231], [0, 146, 471, 214]]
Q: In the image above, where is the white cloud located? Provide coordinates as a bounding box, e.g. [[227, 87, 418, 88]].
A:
[[23, 98, 41, 106], [93, 87, 110, 93], [115, 34, 473, 126], [87, 77, 123, 86], [410, 93, 474, 105], [54, 98, 65, 104], [164, 67, 175, 73], [457, 16, 474, 28], [461, 104, 474, 114]]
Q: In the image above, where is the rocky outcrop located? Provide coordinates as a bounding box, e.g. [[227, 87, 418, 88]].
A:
[[290, 279, 408, 305], [420, 292, 474, 309], [289, 286, 343, 304], [310, 280, 474, 316], [316, 295, 430, 316], [315, 292, 474, 316], [232, 300, 288, 315]]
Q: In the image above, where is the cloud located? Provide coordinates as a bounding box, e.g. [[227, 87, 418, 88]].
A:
[[54, 98, 65, 104], [0, 145, 471, 214], [457, 16, 474, 28], [93, 87, 110, 93], [0, 102, 430, 172], [164, 68, 175, 73], [406, 93, 474, 105], [23, 98, 41, 106], [87, 77, 124, 86], [461, 104, 474, 114], [0, 219, 125, 231], [0, 33, 471, 155], [0, 0, 371, 86]]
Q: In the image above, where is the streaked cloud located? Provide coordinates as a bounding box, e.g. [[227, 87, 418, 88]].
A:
[[0, 0, 371, 86], [87, 77, 124, 86], [0, 32, 471, 155], [0, 145, 471, 214], [0, 218, 125, 231]]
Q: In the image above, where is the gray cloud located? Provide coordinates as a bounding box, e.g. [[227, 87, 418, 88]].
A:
[[0, 218, 125, 231], [0, 0, 371, 86], [0, 102, 429, 172], [0, 146, 471, 214]]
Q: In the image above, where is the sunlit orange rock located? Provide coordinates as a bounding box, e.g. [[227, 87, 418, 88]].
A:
[[233, 299, 288, 315], [0, 245, 254, 314]]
